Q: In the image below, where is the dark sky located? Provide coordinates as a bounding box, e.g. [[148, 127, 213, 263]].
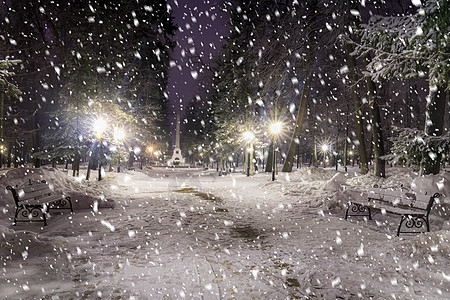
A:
[[167, 0, 229, 124]]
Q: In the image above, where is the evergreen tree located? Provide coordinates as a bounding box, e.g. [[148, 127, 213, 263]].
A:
[[355, 0, 449, 174]]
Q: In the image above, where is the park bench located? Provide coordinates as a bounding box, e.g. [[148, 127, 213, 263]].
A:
[[345, 185, 440, 236], [6, 179, 73, 226]]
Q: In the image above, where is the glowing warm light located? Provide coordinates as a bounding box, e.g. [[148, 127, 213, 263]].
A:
[[269, 122, 283, 135], [114, 127, 125, 141], [349, 151, 353, 156], [94, 118, 107, 139], [321, 144, 329, 152], [146, 145, 155, 156], [242, 131, 255, 142]]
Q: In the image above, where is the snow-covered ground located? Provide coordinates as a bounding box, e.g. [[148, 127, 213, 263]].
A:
[[0, 165, 449, 299]]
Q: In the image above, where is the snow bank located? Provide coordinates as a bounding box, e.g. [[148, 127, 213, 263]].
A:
[[0, 167, 115, 210], [0, 225, 67, 259], [398, 230, 450, 257], [323, 172, 347, 191], [411, 172, 450, 198]]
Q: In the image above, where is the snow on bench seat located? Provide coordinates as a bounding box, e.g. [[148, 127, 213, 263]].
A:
[[7, 180, 73, 226], [345, 186, 440, 236]]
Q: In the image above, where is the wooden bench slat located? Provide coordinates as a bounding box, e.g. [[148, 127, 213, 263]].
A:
[[18, 189, 52, 201], [21, 184, 50, 193], [18, 194, 66, 205], [7, 180, 73, 226]]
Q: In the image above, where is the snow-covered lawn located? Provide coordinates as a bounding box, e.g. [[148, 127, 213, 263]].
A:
[[0, 166, 449, 299]]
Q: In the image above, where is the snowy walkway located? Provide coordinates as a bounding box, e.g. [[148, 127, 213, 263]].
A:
[[1, 167, 449, 299]]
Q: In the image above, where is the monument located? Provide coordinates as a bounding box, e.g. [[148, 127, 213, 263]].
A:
[[168, 110, 185, 166]]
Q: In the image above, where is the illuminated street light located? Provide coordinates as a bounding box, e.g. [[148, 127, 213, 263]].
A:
[[114, 127, 125, 141], [94, 118, 107, 140], [243, 131, 255, 143], [146, 145, 155, 167], [270, 122, 283, 135], [269, 121, 283, 181], [322, 144, 329, 168]]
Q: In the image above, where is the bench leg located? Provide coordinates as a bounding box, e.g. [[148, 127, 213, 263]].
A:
[[397, 215, 428, 237], [13, 207, 19, 225], [42, 209, 47, 226], [49, 197, 73, 212], [345, 202, 371, 220], [345, 206, 350, 219], [397, 215, 406, 237], [67, 198, 73, 213], [14, 205, 47, 226]]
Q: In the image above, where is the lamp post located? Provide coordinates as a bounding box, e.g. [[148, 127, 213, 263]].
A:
[[321, 144, 329, 168], [146, 145, 154, 167], [114, 127, 125, 172], [269, 122, 282, 181], [94, 118, 107, 181], [242, 131, 255, 177]]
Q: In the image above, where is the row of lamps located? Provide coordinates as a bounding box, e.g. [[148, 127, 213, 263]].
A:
[[94, 117, 125, 181], [243, 121, 283, 181]]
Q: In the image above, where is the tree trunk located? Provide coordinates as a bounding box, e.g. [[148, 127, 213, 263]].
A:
[[13, 146, 19, 168], [366, 78, 386, 177], [75, 150, 80, 176], [0, 82, 4, 146], [422, 85, 447, 175], [265, 142, 274, 173], [86, 158, 92, 180], [128, 150, 134, 169], [7, 142, 11, 168], [344, 104, 349, 172], [347, 44, 369, 174], [32, 116, 41, 168], [282, 70, 313, 172]]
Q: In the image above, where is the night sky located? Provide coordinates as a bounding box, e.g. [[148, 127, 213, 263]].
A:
[[167, 0, 229, 125]]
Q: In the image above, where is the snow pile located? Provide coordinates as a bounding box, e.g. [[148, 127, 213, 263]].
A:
[[323, 172, 347, 191], [403, 230, 450, 257], [0, 167, 115, 210], [0, 226, 66, 259], [412, 172, 450, 197], [295, 166, 336, 181], [0, 166, 448, 299]]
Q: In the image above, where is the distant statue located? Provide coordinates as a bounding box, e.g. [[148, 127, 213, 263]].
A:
[[168, 110, 185, 166]]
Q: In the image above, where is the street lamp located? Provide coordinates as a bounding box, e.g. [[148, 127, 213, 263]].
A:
[[242, 131, 255, 177], [269, 122, 282, 181], [114, 127, 125, 172], [146, 145, 154, 167], [349, 150, 354, 167], [94, 118, 107, 181], [321, 144, 329, 167]]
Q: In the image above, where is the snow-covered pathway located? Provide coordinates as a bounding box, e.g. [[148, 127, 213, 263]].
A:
[[1, 167, 449, 299]]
